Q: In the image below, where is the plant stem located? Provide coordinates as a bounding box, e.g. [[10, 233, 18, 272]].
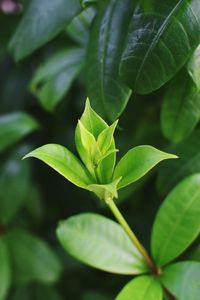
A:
[[105, 196, 158, 274]]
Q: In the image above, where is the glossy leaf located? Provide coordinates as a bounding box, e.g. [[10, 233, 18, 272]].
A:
[[151, 173, 200, 266], [116, 276, 163, 300], [161, 262, 200, 300], [161, 72, 200, 143], [120, 0, 200, 94], [114, 145, 177, 189], [6, 229, 62, 285], [0, 112, 39, 153], [9, 0, 82, 60], [57, 213, 148, 274], [0, 146, 31, 224], [157, 130, 200, 195], [0, 239, 11, 300], [188, 45, 200, 90], [30, 48, 85, 112], [23, 144, 93, 189], [86, 0, 132, 121]]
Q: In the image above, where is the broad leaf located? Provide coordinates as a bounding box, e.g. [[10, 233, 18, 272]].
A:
[[0, 146, 31, 224], [86, 0, 132, 121], [23, 144, 93, 189], [161, 262, 200, 300], [0, 112, 39, 153], [151, 173, 200, 266], [9, 0, 82, 60], [30, 48, 85, 112], [120, 0, 200, 93], [6, 229, 62, 285], [116, 276, 163, 300], [157, 130, 200, 195], [57, 213, 148, 274], [0, 239, 11, 300], [188, 45, 200, 90], [114, 145, 177, 189], [161, 72, 200, 143]]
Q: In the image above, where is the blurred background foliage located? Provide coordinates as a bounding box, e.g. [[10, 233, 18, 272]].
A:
[[0, 0, 200, 299]]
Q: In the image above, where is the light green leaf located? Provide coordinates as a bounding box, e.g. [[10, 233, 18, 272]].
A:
[[120, 0, 200, 93], [0, 112, 39, 153], [161, 72, 200, 143], [0, 146, 31, 224], [30, 48, 85, 112], [151, 173, 200, 266], [114, 145, 177, 189], [9, 0, 82, 60], [57, 213, 148, 274], [23, 144, 93, 189], [6, 229, 62, 285], [157, 130, 200, 195], [161, 262, 200, 300], [86, 0, 132, 121], [97, 120, 118, 154], [116, 276, 163, 300], [87, 177, 121, 200], [188, 45, 200, 90], [0, 239, 11, 300]]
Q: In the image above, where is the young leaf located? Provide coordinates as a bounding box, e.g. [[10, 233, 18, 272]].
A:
[[187, 45, 200, 90], [161, 262, 200, 300], [161, 72, 200, 143], [114, 145, 177, 189], [120, 0, 200, 94], [0, 112, 39, 153], [87, 177, 121, 200], [86, 0, 132, 121], [116, 276, 163, 300], [6, 229, 62, 285], [57, 213, 149, 274], [0, 239, 11, 300], [23, 144, 93, 189], [97, 120, 118, 154], [9, 0, 82, 61], [30, 48, 85, 112], [151, 173, 200, 267]]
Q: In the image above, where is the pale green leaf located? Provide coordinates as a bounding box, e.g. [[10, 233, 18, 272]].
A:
[[151, 173, 200, 266], [87, 177, 121, 200], [114, 145, 177, 189], [116, 276, 163, 300], [97, 120, 118, 154], [57, 213, 148, 274], [23, 144, 93, 189], [0, 239, 11, 300]]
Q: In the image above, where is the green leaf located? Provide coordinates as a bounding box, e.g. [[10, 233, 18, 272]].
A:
[[30, 48, 85, 112], [87, 177, 121, 200], [120, 0, 200, 94], [9, 0, 82, 60], [161, 262, 200, 300], [0, 112, 39, 153], [151, 173, 200, 266], [6, 229, 62, 285], [157, 130, 200, 195], [57, 213, 148, 274], [161, 72, 200, 143], [0, 239, 11, 300], [188, 45, 200, 90], [0, 146, 31, 224], [114, 145, 177, 189], [86, 0, 132, 121], [116, 276, 163, 300], [23, 144, 93, 189], [97, 120, 118, 154]]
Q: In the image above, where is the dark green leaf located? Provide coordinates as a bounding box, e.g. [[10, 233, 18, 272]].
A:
[[188, 45, 200, 89], [9, 0, 82, 60], [186, 244, 200, 262], [161, 72, 200, 143], [161, 262, 200, 300], [114, 145, 177, 189], [57, 213, 148, 274], [6, 229, 62, 285], [86, 0, 132, 121], [151, 173, 200, 266], [0, 112, 39, 153], [120, 0, 200, 93], [23, 144, 93, 189], [116, 276, 163, 300], [0, 239, 11, 300]]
